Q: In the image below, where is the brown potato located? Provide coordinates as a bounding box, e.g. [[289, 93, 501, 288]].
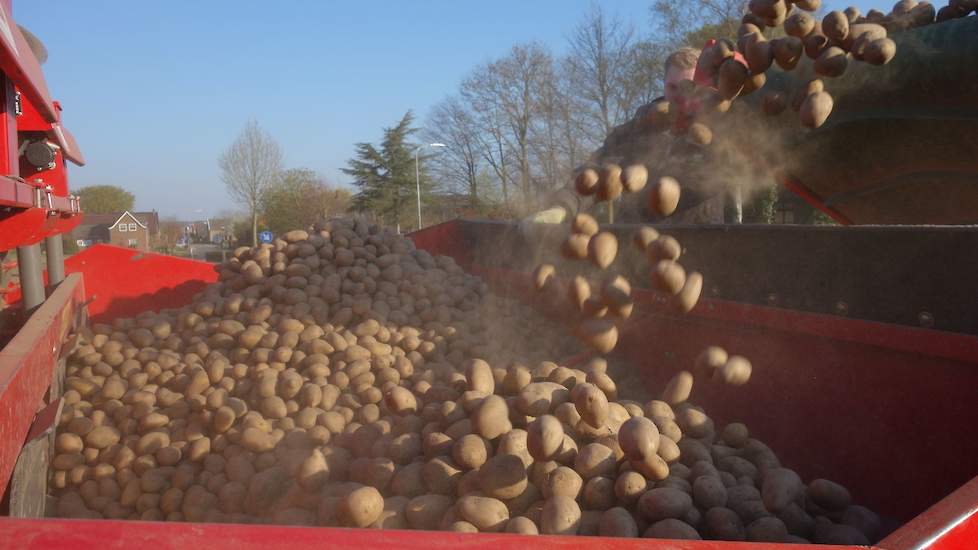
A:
[[452, 434, 491, 470], [686, 122, 713, 147], [784, 11, 816, 37], [863, 38, 896, 66], [596, 164, 624, 202], [815, 47, 848, 78], [745, 38, 773, 74], [338, 485, 383, 528], [505, 516, 539, 535], [661, 371, 694, 406], [466, 358, 495, 395], [632, 227, 660, 251], [517, 382, 570, 417], [647, 235, 681, 262], [703, 507, 746, 540], [808, 478, 852, 510], [761, 468, 804, 513], [575, 319, 618, 355], [772, 37, 803, 70], [544, 465, 584, 499], [532, 264, 556, 291], [561, 234, 590, 261], [651, 260, 686, 295], [795, 0, 821, 10], [618, 416, 660, 462], [405, 494, 453, 530], [527, 415, 564, 462], [568, 276, 591, 311], [718, 58, 748, 99], [571, 214, 599, 237], [672, 272, 703, 314], [384, 386, 418, 416], [540, 496, 582, 535], [571, 383, 609, 428], [648, 177, 681, 217], [800, 91, 834, 129], [587, 232, 618, 270], [621, 164, 649, 193], [479, 454, 527, 500], [762, 91, 787, 116], [471, 395, 512, 440], [644, 518, 701, 540], [575, 168, 599, 196], [457, 495, 510, 532], [804, 33, 831, 60], [823, 11, 850, 43], [575, 443, 617, 480]]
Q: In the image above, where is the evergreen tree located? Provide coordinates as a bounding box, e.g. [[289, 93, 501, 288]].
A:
[[343, 111, 434, 231]]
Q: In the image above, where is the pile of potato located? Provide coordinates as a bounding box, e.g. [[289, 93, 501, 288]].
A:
[[48, 217, 880, 544]]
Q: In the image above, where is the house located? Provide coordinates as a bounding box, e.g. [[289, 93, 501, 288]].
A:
[[69, 210, 161, 251]]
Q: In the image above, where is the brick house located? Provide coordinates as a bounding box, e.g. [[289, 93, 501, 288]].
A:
[[69, 210, 160, 251]]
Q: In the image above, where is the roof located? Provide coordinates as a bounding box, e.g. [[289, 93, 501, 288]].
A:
[[109, 211, 147, 230], [73, 211, 159, 235]]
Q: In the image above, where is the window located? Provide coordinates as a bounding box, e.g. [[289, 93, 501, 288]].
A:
[[119, 224, 127, 232], [128, 223, 137, 232], [128, 239, 138, 247]]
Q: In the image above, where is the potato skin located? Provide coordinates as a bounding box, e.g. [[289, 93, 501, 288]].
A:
[[457, 495, 510, 532], [540, 495, 582, 535]]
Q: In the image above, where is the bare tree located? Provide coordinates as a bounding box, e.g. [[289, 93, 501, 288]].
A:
[[565, 5, 643, 140], [219, 120, 283, 246], [425, 96, 483, 209], [651, 0, 747, 48]]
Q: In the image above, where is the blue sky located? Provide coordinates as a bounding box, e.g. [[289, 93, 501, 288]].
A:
[[18, 0, 880, 218]]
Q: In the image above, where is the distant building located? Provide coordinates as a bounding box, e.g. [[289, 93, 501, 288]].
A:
[[70, 210, 160, 251]]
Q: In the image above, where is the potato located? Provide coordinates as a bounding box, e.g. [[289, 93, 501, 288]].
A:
[[572, 443, 616, 480], [423, 457, 462, 495], [648, 177, 681, 217], [863, 38, 896, 66], [813, 520, 870, 545], [405, 494, 453, 530], [532, 264, 556, 292], [471, 395, 511, 440], [575, 168, 599, 196], [587, 232, 618, 270], [575, 319, 618, 355], [686, 122, 713, 147], [703, 507, 746, 540], [596, 164, 624, 202], [526, 415, 563, 462], [561, 234, 590, 261], [632, 227, 660, 251], [721, 423, 749, 448], [772, 37, 803, 70], [841, 505, 881, 540], [815, 47, 848, 78], [745, 38, 773, 74], [804, 33, 830, 60], [543, 466, 583, 500], [692, 475, 728, 510], [598, 506, 638, 537], [517, 382, 570, 417], [56, 433, 84, 454], [571, 383, 609, 428], [808, 478, 851, 510], [784, 11, 816, 37], [449, 521, 478, 533], [647, 235, 681, 262], [617, 416, 660, 462], [717, 58, 748, 100], [568, 276, 591, 311], [822, 11, 849, 42], [644, 518, 701, 540], [614, 471, 648, 505], [540, 496, 582, 535], [716, 356, 752, 386], [452, 434, 491, 470], [505, 516, 539, 535], [620, 165, 648, 193], [637, 488, 692, 522], [672, 272, 703, 314], [582, 476, 617, 511], [601, 276, 632, 320], [465, 358, 495, 395], [746, 516, 789, 542], [478, 454, 527, 500], [760, 468, 803, 513], [651, 260, 686, 295], [762, 91, 787, 116], [457, 495, 510, 532]]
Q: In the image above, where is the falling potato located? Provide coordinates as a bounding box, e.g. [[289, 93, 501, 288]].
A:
[[784, 11, 816, 38], [814, 47, 849, 78], [794, 0, 822, 10], [686, 122, 713, 147], [718, 58, 749, 100], [576, 318, 619, 354], [822, 11, 850, 43], [532, 264, 556, 291], [800, 91, 834, 129], [568, 276, 591, 311], [575, 168, 599, 197], [572, 213, 599, 237], [804, 33, 830, 60], [587, 232, 618, 270], [772, 37, 804, 71], [791, 79, 824, 112], [621, 164, 649, 193], [561, 233, 591, 261], [648, 177, 681, 217], [863, 38, 897, 66], [632, 227, 660, 252], [745, 38, 774, 74], [762, 91, 787, 116], [672, 272, 703, 314], [650, 260, 687, 295], [596, 164, 624, 202]]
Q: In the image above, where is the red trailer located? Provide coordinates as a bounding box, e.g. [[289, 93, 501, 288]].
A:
[[0, 3, 976, 549]]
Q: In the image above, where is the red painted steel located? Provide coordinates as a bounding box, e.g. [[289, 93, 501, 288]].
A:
[[881, 476, 978, 550], [0, 517, 875, 550], [59, 244, 219, 323], [0, 2, 57, 123], [0, 273, 82, 502], [783, 177, 853, 226], [408, 219, 471, 265]]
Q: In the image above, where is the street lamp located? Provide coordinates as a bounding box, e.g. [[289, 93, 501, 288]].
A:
[[414, 143, 446, 230]]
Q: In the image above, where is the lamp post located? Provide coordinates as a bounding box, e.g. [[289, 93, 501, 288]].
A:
[[414, 143, 446, 230]]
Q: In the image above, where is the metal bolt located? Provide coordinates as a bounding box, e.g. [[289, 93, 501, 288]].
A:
[[710, 285, 720, 297], [835, 301, 849, 316], [766, 293, 778, 306]]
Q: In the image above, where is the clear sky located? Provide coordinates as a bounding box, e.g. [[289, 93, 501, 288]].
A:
[[17, 0, 881, 219]]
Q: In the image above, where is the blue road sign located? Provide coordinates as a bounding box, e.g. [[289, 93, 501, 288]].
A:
[[259, 231, 273, 244]]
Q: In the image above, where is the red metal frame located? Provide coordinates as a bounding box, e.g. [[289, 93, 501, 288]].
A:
[[782, 176, 853, 226], [0, 273, 82, 502]]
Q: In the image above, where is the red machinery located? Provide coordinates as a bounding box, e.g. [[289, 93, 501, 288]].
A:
[[0, 0, 84, 315], [0, 2, 976, 549]]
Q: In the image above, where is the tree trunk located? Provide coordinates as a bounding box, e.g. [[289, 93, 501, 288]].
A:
[[252, 210, 258, 247]]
